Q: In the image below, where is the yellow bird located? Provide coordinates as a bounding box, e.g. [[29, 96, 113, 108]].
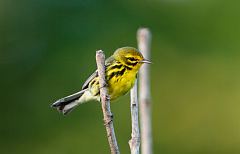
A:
[[51, 47, 151, 115]]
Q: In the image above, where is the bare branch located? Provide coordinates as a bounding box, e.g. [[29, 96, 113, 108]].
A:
[[137, 28, 153, 154], [96, 50, 120, 154], [129, 79, 141, 154]]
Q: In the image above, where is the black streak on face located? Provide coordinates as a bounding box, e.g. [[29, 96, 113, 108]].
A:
[[125, 60, 138, 66]]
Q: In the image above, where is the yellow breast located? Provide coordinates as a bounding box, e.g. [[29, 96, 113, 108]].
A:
[[107, 69, 137, 100]]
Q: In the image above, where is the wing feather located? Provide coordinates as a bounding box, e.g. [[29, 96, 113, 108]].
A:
[[81, 55, 116, 90], [81, 70, 98, 89]]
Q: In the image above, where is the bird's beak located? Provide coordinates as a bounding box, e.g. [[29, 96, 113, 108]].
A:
[[140, 59, 152, 64]]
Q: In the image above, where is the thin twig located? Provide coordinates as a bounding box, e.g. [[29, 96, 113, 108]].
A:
[[96, 50, 120, 154], [129, 80, 141, 154], [137, 28, 153, 154]]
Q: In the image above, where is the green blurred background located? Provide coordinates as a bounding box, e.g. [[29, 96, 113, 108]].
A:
[[1, 0, 240, 153]]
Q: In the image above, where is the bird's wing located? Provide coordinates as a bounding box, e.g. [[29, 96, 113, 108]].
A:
[[105, 56, 115, 67], [82, 70, 98, 90], [81, 56, 115, 90]]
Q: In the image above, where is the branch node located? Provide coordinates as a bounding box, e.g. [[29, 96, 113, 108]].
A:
[[103, 113, 113, 126]]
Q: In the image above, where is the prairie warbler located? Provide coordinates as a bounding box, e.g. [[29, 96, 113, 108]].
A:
[[51, 47, 151, 115]]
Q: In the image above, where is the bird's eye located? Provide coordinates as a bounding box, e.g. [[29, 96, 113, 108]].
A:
[[127, 57, 136, 61]]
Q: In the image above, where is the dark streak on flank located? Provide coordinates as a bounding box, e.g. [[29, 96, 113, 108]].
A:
[[109, 64, 122, 70], [90, 79, 96, 85], [95, 91, 100, 96], [96, 81, 99, 86], [117, 67, 126, 76], [108, 67, 126, 80], [125, 65, 132, 70]]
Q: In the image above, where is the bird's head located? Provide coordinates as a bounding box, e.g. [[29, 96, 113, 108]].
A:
[[113, 47, 151, 70]]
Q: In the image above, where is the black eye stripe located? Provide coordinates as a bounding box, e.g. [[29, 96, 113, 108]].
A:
[[125, 61, 138, 66], [127, 57, 137, 61]]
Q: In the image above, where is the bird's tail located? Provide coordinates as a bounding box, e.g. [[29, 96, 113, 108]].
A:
[[51, 89, 87, 115]]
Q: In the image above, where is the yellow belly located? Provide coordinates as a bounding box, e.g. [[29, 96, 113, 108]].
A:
[[107, 70, 137, 100]]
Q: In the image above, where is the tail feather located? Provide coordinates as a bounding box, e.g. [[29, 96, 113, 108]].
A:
[[51, 89, 87, 115]]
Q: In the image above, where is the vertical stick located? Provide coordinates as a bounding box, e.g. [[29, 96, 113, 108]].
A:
[[96, 50, 120, 154], [137, 28, 153, 154], [129, 80, 140, 154]]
